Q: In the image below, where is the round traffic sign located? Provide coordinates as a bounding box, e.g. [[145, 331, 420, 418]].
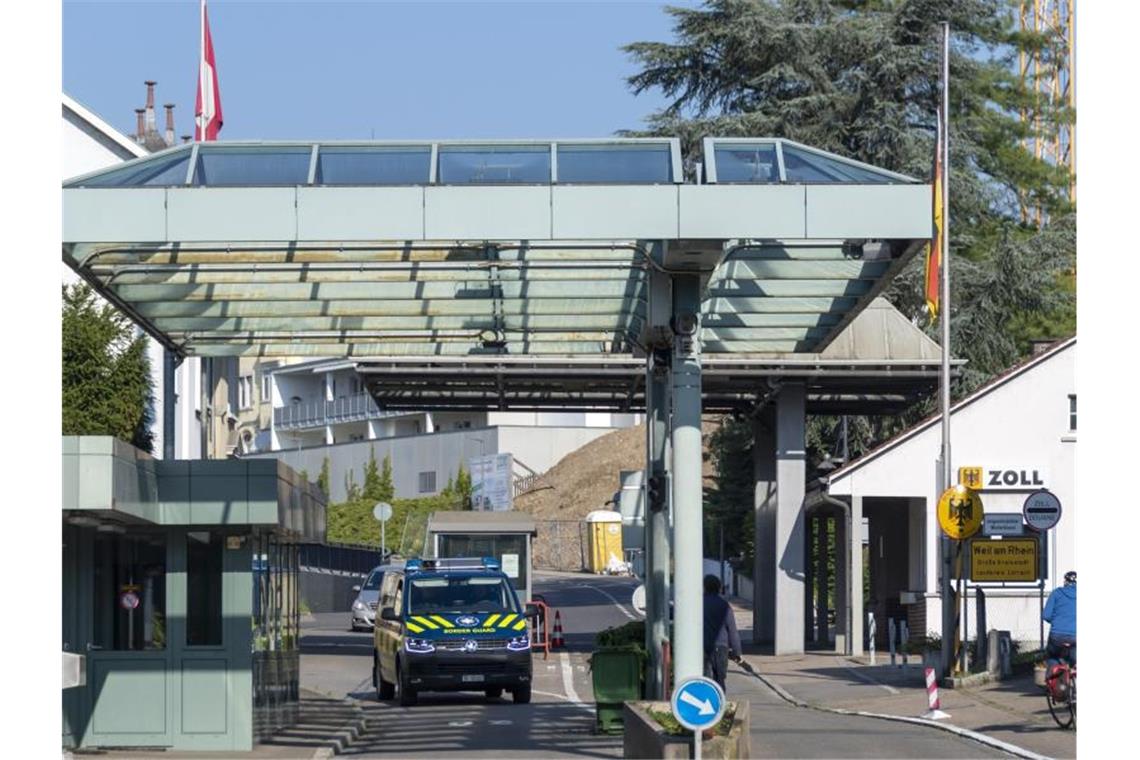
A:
[[372, 502, 393, 522], [631, 584, 646, 616], [119, 591, 140, 610], [671, 676, 726, 732], [937, 485, 983, 540], [1022, 489, 1061, 531]]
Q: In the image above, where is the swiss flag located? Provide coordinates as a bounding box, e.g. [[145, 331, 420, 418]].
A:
[[195, 0, 223, 141]]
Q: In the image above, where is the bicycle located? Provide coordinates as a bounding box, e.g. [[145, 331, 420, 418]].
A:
[[1043, 642, 1076, 730]]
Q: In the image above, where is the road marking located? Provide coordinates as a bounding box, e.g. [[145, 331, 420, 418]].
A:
[[447, 720, 474, 727], [582, 584, 638, 620], [533, 689, 594, 712], [488, 719, 513, 726], [560, 651, 582, 704], [836, 656, 900, 695]]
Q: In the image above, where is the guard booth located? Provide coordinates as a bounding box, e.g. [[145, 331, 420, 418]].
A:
[[62, 437, 325, 752], [426, 511, 537, 602]]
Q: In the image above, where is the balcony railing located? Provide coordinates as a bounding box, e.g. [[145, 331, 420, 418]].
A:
[[274, 393, 404, 431]]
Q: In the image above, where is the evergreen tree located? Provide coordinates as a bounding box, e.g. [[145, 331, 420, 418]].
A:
[[317, 457, 331, 499], [363, 446, 383, 501], [62, 283, 155, 452], [379, 454, 395, 502], [625, 0, 1075, 466], [455, 464, 474, 509]]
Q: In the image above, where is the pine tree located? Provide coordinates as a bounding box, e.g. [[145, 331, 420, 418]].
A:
[[455, 465, 473, 509], [62, 283, 155, 452], [379, 454, 395, 502], [363, 446, 383, 501]]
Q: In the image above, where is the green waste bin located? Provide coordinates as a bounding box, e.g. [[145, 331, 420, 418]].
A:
[[590, 646, 644, 734]]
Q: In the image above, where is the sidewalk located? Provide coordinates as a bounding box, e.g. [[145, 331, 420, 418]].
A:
[[65, 689, 368, 760], [729, 600, 1075, 759]]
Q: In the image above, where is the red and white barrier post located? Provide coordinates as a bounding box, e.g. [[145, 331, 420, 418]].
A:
[[921, 666, 951, 720]]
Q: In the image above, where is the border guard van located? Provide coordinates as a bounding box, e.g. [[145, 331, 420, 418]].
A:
[[372, 557, 537, 705]]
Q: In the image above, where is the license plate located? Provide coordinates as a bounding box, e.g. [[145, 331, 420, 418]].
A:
[[461, 674, 485, 683]]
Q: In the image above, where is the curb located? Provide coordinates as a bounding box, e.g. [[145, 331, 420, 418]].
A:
[[309, 697, 370, 760], [737, 660, 1051, 760]]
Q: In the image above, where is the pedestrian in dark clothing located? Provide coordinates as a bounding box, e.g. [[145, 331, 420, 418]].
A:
[[703, 574, 742, 691]]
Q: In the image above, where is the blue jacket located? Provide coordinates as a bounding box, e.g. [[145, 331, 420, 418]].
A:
[[1043, 585, 1076, 637]]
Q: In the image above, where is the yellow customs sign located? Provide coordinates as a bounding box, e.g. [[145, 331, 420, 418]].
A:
[[937, 484, 983, 540], [970, 538, 1038, 582]]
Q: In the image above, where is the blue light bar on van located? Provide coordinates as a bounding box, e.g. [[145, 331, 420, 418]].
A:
[[404, 557, 501, 573]]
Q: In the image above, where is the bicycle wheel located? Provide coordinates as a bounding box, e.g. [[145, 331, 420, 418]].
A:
[[1046, 668, 1074, 730]]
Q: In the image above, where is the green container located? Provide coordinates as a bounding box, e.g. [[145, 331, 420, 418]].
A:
[[590, 646, 644, 734]]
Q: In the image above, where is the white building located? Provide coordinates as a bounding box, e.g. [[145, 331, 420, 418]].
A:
[[256, 357, 640, 501], [823, 337, 1075, 650]]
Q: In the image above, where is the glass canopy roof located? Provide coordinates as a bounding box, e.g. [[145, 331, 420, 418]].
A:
[[64, 138, 915, 188]]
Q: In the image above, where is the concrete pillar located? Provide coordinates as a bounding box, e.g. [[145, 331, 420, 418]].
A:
[[324, 372, 334, 401], [774, 383, 806, 655], [367, 420, 380, 440], [670, 273, 703, 681], [850, 495, 865, 656], [816, 516, 830, 645], [324, 425, 334, 445], [835, 509, 848, 654], [752, 408, 776, 645], [424, 413, 434, 434], [644, 352, 671, 699]]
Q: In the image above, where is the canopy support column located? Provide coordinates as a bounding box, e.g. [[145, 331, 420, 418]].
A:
[[163, 349, 177, 460], [775, 383, 806, 655], [753, 409, 776, 645], [670, 273, 703, 682], [645, 348, 671, 699]]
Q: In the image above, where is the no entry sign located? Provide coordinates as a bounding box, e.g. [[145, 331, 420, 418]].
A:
[[1022, 490, 1062, 531]]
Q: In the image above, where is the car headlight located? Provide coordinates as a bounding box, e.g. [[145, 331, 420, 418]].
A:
[[507, 634, 531, 652], [405, 637, 435, 654], [353, 601, 365, 611]]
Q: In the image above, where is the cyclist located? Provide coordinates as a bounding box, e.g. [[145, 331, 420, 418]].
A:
[[1043, 570, 1076, 667]]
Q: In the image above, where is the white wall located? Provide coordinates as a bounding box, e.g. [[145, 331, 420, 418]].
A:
[[829, 342, 1075, 644]]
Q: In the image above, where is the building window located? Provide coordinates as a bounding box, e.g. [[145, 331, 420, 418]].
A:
[[261, 373, 272, 403], [186, 531, 224, 646], [238, 375, 254, 410], [418, 471, 436, 494], [1068, 394, 1076, 432], [92, 532, 166, 650]]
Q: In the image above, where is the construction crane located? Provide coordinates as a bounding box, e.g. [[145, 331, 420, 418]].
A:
[[1018, 0, 1075, 226]]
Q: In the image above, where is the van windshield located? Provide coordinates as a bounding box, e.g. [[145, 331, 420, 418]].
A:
[[407, 576, 517, 615]]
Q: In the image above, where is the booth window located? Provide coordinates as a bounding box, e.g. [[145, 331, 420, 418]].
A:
[[92, 532, 167, 650], [187, 531, 224, 646], [1068, 394, 1076, 432]]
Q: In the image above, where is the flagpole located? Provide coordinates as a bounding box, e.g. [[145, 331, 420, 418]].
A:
[[938, 21, 955, 680], [198, 0, 205, 141]]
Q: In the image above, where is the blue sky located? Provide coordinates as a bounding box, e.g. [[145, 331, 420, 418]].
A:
[[63, 0, 698, 141]]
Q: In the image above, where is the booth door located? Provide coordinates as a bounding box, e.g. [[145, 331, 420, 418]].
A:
[[83, 529, 174, 748]]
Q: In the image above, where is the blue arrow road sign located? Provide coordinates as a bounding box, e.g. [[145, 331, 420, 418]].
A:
[[671, 676, 726, 732]]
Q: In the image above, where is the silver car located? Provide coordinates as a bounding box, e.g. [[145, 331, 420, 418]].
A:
[[351, 564, 398, 631]]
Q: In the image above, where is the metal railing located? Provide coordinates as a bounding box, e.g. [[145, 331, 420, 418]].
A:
[[298, 542, 390, 576], [274, 393, 404, 430]]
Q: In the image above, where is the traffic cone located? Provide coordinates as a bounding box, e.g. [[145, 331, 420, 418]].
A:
[[551, 609, 565, 649]]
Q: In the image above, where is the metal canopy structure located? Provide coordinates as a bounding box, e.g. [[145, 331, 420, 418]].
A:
[[63, 137, 930, 360]]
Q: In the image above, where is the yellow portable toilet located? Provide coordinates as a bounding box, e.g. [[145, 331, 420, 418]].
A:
[[585, 510, 624, 574]]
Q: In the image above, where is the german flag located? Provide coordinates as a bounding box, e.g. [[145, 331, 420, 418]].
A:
[[924, 110, 944, 320]]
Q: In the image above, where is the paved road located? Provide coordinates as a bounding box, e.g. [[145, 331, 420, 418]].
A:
[[300, 572, 1019, 758], [300, 572, 638, 758]]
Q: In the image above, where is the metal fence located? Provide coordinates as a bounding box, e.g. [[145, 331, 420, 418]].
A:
[[297, 542, 385, 576], [533, 520, 586, 572], [274, 393, 404, 430]]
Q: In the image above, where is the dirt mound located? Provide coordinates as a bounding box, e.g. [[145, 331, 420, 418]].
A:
[[515, 419, 720, 522]]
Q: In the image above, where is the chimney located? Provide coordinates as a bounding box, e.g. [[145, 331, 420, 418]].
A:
[[134, 108, 146, 144], [144, 80, 157, 135], [164, 104, 176, 147]]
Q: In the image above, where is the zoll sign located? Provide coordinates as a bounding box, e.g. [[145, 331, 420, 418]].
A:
[[983, 468, 1045, 489]]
